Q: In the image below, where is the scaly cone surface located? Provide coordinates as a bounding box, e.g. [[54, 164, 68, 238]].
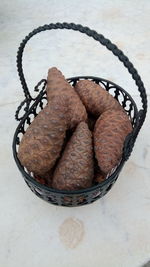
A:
[[75, 79, 122, 116], [18, 96, 69, 176], [94, 109, 132, 174], [47, 67, 87, 128], [52, 122, 94, 190]]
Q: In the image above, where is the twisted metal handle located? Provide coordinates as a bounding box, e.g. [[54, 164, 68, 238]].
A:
[[16, 22, 147, 158]]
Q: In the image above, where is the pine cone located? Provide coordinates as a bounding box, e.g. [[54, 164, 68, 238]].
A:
[[75, 80, 122, 116], [47, 67, 87, 128], [94, 109, 132, 174], [18, 96, 68, 176], [52, 122, 94, 190]]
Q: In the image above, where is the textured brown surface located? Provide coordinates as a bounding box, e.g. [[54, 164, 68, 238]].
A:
[[18, 96, 68, 176], [52, 122, 94, 190], [75, 80, 122, 116], [93, 157, 106, 184], [34, 170, 53, 186], [46, 67, 87, 128], [18, 71, 132, 190], [94, 109, 132, 174], [94, 173, 106, 183]]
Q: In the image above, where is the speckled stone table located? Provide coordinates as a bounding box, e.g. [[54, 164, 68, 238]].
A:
[[0, 1, 149, 267]]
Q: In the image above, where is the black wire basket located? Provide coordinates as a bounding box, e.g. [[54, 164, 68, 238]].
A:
[[13, 23, 147, 207]]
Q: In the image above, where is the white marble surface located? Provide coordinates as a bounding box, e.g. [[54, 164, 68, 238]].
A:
[[0, 1, 150, 266]]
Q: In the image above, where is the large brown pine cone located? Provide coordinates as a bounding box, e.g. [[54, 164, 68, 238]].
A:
[[75, 80, 122, 116], [47, 67, 87, 128], [94, 109, 132, 174], [18, 96, 69, 176], [52, 122, 94, 190]]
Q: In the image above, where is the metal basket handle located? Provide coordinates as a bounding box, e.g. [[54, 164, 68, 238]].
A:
[[16, 22, 147, 158]]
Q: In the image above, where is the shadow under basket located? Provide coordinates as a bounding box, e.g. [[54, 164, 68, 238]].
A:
[[13, 23, 147, 207]]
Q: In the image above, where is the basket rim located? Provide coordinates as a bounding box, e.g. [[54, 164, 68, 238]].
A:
[[13, 76, 139, 195]]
